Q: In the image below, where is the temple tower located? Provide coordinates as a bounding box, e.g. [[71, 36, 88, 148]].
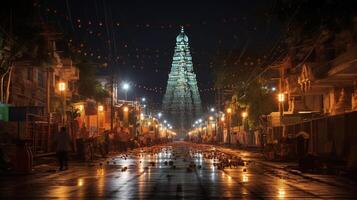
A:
[[163, 26, 202, 136]]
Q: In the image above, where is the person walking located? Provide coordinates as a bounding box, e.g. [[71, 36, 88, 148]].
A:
[[56, 127, 71, 171]]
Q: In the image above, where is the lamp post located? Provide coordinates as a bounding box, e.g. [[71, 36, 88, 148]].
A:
[[226, 108, 232, 145], [122, 82, 130, 100], [208, 116, 214, 143], [220, 115, 225, 143], [58, 81, 66, 125], [278, 93, 285, 117], [97, 105, 104, 135]]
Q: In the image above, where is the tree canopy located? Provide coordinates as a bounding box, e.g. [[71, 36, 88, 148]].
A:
[[75, 57, 109, 103], [213, 50, 277, 128]]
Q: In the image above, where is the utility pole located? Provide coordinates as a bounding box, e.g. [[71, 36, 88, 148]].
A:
[[110, 75, 114, 133], [46, 67, 52, 151]]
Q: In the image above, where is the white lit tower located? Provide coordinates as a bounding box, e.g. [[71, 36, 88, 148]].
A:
[[163, 26, 202, 136]]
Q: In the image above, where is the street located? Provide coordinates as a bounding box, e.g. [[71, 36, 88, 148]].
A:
[[1, 142, 356, 199]]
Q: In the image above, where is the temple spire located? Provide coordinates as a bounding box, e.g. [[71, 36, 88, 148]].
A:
[[163, 27, 202, 137]]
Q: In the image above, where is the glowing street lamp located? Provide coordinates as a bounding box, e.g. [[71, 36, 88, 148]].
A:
[[158, 112, 162, 118], [278, 93, 285, 102], [58, 81, 66, 92], [98, 105, 104, 112], [78, 104, 84, 112], [220, 116, 225, 122], [226, 108, 232, 114], [122, 82, 130, 100], [278, 93, 285, 117], [141, 97, 146, 102], [209, 116, 214, 121], [210, 107, 215, 112], [122, 82, 129, 90], [123, 106, 129, 112], [97, 105, 104, 134], [241, 111, 248, 118]]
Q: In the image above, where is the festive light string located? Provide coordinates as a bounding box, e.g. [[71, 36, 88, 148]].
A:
[[40, 3, 255, 30], [38, 2, 287, 79], [132, 82, 234, 94], [36, 2, 272, 98], [67, 36, 281, 74]]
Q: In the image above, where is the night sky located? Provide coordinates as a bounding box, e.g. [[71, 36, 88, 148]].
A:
[[41, 0, 282, 110]]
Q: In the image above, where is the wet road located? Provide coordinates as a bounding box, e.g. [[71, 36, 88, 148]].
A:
[[1, 142, 356, 199]]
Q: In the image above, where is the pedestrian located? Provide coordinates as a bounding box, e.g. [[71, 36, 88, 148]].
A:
[[56, 127, 71, 171]]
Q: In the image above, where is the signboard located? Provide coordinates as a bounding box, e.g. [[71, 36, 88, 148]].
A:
[[0, 104, 9, 121]]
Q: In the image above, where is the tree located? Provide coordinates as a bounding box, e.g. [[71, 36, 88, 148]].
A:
[[0, 0, 49, 103], [75, 58, 109, 103], [274, 0, 357, 67], [213, 50, 277, 128]]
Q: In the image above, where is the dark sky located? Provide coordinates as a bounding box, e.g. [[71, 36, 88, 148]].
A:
[[41, 0, 282, 110]]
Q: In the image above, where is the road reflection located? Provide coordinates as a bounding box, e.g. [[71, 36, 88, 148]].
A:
[[5, 142, 354, 199]]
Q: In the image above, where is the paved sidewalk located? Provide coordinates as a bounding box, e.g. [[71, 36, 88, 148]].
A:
[[216, 145, 357, 189]]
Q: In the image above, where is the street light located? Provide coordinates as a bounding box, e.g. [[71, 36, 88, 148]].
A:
[[278, 93, 285, 102], [77, 104, 84, 112], [220, 116, 225, 122], [278, 93, 285, 117], [97, 105, 104, 135], [210, 107, 215, 112], [123, 106, 129, 112], [241, 111, 248, 118], [141, 97, 146, 102], [58, 82, 66, 92], [209, 116, 214, 121], [158, 112, 162, 118], [226, 108, 232, 114], [122, 82, 130, 100], [98, 105, 104, 112]]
